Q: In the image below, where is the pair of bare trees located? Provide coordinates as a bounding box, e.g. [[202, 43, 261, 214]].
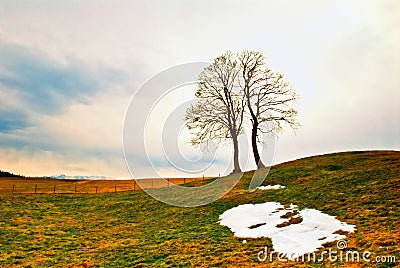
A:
[[184, 50, 299, 173]]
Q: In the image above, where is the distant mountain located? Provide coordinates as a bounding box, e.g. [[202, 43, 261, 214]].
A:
[[45, 174, 126, 180]]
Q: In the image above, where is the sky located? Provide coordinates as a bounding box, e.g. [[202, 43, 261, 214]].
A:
[[0, 0, 399, 179]]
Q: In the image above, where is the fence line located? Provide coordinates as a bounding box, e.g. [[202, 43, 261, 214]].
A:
[[1, 177, 213, 195]]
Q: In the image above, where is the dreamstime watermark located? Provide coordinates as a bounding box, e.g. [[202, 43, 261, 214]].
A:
[[123, 63, 276, 207], [257, 240, 397, 264]]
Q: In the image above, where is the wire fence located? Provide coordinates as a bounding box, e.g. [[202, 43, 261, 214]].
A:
[[0, 176, 213, 195]]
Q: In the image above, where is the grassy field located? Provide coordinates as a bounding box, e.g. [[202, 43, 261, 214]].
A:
[[0, 150, 398, 267]]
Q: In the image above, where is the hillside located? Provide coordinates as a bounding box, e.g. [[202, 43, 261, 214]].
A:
[[0, 150, 398, 267], [0, 170, 21, 178]]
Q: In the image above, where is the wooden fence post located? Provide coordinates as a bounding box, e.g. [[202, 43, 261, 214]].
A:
[[203, 175, 204, 181], [151, 180, 154, 189], [12, 185, 15, 194], [95, 186, 98, 194], [184, 178, 186, 184], [34, 184, 37, 194], [54, 185, 56, 194], [75, 186, 77, 194], [115, 185, 117, 193], [167, 178, 169, 187]]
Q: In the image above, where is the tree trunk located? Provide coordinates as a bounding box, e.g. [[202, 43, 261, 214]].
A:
[[251, 121, 265, 169], [232, 133, 241, 173], [247, 96, 265, 169]]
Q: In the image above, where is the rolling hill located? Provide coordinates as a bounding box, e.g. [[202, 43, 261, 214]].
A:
[[0, 150, 398, 267]]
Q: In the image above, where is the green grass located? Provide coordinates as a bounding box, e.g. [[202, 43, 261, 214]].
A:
[[0, 150, 399, 267]]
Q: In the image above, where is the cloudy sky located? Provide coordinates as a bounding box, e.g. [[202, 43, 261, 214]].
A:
[[0, 0, 399, 178]]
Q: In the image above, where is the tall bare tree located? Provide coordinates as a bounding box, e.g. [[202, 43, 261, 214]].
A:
[[185, 50, 298, 172], [184, 52, 245, 173], [238, 50, 299, 168]]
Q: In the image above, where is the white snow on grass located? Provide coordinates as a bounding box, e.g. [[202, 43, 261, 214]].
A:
[[219, 202, 356, 260], [257, 185, 285, 190]]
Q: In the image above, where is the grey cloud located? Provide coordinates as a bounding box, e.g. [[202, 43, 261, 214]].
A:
[[0, 40, 129, 133], [0, 42, 100, 114]]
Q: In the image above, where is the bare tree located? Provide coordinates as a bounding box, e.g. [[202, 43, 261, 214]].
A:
[[238, 50, 299, 168], [184, 52, 245, 173], [185, 50, 298, 173]]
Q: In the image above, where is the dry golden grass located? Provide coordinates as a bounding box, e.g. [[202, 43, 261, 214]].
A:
[[0, 177, 212, 194]]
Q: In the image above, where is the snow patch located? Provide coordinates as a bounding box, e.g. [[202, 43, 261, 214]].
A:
[[219, 202, 356, 260], [257, 185, 285, 190]]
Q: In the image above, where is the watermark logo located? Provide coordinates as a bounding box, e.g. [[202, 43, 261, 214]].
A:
[[123, 63, 275, 207], [336, 239, 347, 250], [257, 240, 397, 264]]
